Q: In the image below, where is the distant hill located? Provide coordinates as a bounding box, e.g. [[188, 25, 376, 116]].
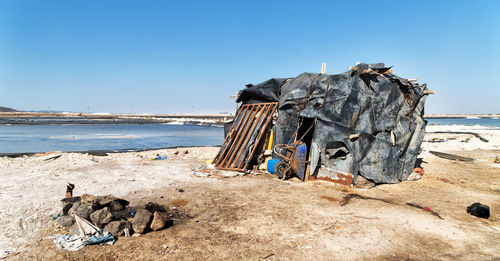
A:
[[0, 106, 17, 112]]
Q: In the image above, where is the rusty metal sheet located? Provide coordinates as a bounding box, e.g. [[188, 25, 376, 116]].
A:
[[213, 102, 277, 171], [315, 153, 354, 185]]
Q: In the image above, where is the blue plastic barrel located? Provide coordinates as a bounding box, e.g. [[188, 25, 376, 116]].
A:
[[267, 159, 280, 174]]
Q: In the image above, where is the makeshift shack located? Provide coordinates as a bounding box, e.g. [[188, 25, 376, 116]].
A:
[[213, 63, 432, 184]]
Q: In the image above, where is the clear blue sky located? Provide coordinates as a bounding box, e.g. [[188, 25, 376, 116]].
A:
[[0, 0, 499, 114]]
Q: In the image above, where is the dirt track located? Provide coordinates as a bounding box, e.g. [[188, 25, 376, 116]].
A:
[[16, 148, 500, 260]]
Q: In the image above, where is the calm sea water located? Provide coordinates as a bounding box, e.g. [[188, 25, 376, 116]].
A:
[[0, 124, 224, 154], [426, 118, 500, 127]]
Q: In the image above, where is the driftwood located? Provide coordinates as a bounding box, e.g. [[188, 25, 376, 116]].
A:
[[427, 131, 489, 142], [429, 151, 474, 162]]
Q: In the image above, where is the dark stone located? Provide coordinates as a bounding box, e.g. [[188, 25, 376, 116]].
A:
[[145, 202, 167, 213], [56, 215, 75, 227], [104, 221, 131, 237], [76, 203, 94, 220], [131, 209, 151, 234], [467, 202, 490, 219], [178, 188, 184, 193], [90, 207, 112, 228], [112, 209, 131, 220], [62, 202, 73, 215], [68, 202, 82, 216], [110, 201, 124, 212], [61, 196, 81, 204], [97, 195, 118, 206]]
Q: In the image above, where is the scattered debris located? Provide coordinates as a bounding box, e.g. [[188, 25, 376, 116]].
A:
[[353, 175, 375, 189], [426, 131, 489, 143], [495, 157, 500, 164], [65, 183, 75, 198], [339, 193, 394, 206], [152, 154, 167, 160], [0, 251, 20, 259], [407, 172, 422, 181], [413, 168, 425, 175], [427, 138, 447, 143], [466, 203, 490, 219], [406, 203, 443, 219], [320, 196, 338, 202], [192, 164, 244, 178], [44, 154, 62, 161], [262, 253, 275, 259], [429, 151, 474, 162], [51, 215, 116, 251]]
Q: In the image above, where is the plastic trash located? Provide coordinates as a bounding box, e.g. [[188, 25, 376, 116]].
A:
[[152, 154, 167, 160], [267, 159, 280, 174], [467, 202, 490, 219]]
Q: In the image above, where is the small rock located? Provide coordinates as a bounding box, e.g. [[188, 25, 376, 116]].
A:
[[81, 194, 98, 204], [104, 221, 132, 237], [112, 209, 131, 220], [131, 209, 152, 234], [150, 211, 169, 231], [68, 202, 82, 216], [97, 195, 118, 206], [183, 150, 189, 154], [109, 201, 124, 212], [76, 203, 94, 220], [62, 202, 73, 215], [407, 172, 422, 181], [90, 207, 112, 228], [56, 216, 75, 227], [178, 188, 184, 193]]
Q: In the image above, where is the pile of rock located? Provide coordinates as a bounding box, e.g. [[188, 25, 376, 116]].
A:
[[55, 194, 181, 237]]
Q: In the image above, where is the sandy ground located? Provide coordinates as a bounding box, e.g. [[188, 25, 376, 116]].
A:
[[0, 124, 499, 260]]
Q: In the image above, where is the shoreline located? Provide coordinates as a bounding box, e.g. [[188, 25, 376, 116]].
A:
[[0, 112, 498, 125], [0, 144, 220, 158], [0, 112, 233, 125]]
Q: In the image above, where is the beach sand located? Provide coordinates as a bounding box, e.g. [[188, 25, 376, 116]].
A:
[[0, 125, 499, 260]]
